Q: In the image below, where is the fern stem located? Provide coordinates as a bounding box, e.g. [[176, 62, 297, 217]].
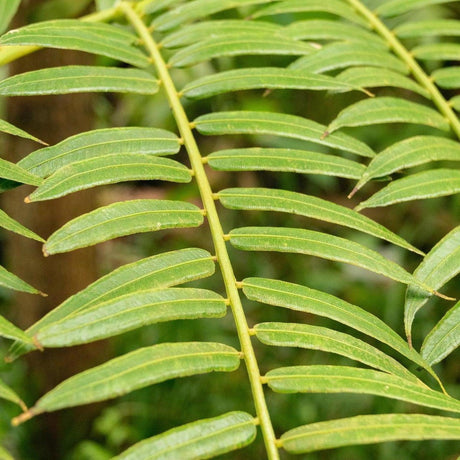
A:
[[120, 4, 280, 459], [347, 0, 460, 140]]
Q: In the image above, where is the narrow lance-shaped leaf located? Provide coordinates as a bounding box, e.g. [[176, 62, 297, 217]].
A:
[[230, 227, 437, 294], [0, 119, 46, 145], [412, 43, 460, 61], [325, 97, 450, 136], [194, 111, 375, 158], [281, 414, 460, 454], [207, 149, 366, 179], [0, 265, 43, 295], [43, 200, 204, 255], [265, 365, 460, 413], [27, 154, 191, 202], [218, 188, 423, 255], [8, 248, 215, 361], [242, 278, 431, 370], [354, 136, 460, 192], [254, 322, 420, 383], [376, 0, 455, 17], [395, 20, 460, 38], [421, 301, 460, 366], [0, 67, 159, 96], [34, 288, 227, 348], [0, 158, 42, 186], [0, 377, 26, 410], [114, 412, 257, 460], [0, 208, 44, 242], [15, 342, 240, 420], [0, 0, 20, 35], [0, 315, 34, 344], [404, 226, 460, 342], [356, 169, 460, 211]]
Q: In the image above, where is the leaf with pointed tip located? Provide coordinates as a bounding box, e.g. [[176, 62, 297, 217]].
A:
[[337, 67, 429, 98], [27, 154, 191, 202], [182, 68, 363, 100], [194, 111, 375, 158], [376, 0, 454, 17], [9, 248, 215, 360], [395, 20, 460, 38], [0, 119, 46, 145], [169, 35, 315, 67], [161, 20, 283, 48], [0, 66, 159, 96], [0, 209, 44, 242], [0, 0, 20, 35], [0, 157, 42, 185], [265, 365, 460, 413], [326, 97, 450, 135], [290, 42, 408, 75], [355, 136, 460, 192], [0, 315, 33, 344], [207, 149, 365, 179], [284, 20, 386, 47], [421, 301, 460, 366], [30, 342, 240, 413], [17, 127, 180, 179], [432, 67, 460, 89], [0, 265, 42, 295], [412, 43, 460, 61], [114, 411, 256, 460], [35, 288, 227, 347], [0, 377, 25, 408], [281, 414, 460, 454], [44, 200, 204, 255], [242, 277, 428, 369], [0, 20, 149, 68], [151, 0, 270, 31], [356, 169, 460, 211], [254, 322, 419, 383], [404, 226, 460, 341], [252, 0, 367, 26], [230, 227, 433, 293], [218, 188, 422, 255]]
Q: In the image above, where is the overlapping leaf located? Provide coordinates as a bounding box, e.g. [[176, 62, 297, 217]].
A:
[[376, 0, 455, 17], [0, 0, 20, 35], [432, 67, 460, 89], [395, 20, 460, 38], [412, 43, 460, 61], [0, 158, 42, 186], [0, 315, 33, 344]]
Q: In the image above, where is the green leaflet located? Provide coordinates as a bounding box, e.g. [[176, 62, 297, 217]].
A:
[[218, 187, 423, 255], [230, 227, 433, 292], [18, 127, 181, 179], [395, 20, 460, 38], [0, 0, 20, 35], [161, 20, 283, 48], [43, 200, 204, 255], [404, 226, 460, 342], [283, 20, 386, 47], [0, 119, 46, 145], [265, 365, 460, 413], [0, 445, 13, 460], [421, 301, 460, 366], [194, 111, 375, 158], [355, 136, 460, 192], [8, 248, 215, 361], [289, 42, 409, 75], [254, 322, 419, 383], [0, 19, 149, 68], [30, 342, 240, 413], [182, 68, 363, 99], [0, 377, 25, 409], [139, 0, 187, 14], [207, 148, 366, 179], [325, 97, 450, 135], [169, 35, 315, 67], [0, 315, 33, 344], [281, 414, 460, 454], [35, 288, 227, 347], [412, 43, 460, 61], [432, 67, 460, 89], [252, 0, 367, 26], [241, 278, 430, 370], [152, 0, 271, 31], [0, 66, 159, 96], [450, 95, 460, 112], [356, 169, 460, 210], [0, 265, 42, 295], [114, 411, 256, 459], [336, 67, 429, 98], [0, 209, 44, 242], [0, 158, 42, 185], [375, 0, 455, 17], [27, 154, 191, 202]]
